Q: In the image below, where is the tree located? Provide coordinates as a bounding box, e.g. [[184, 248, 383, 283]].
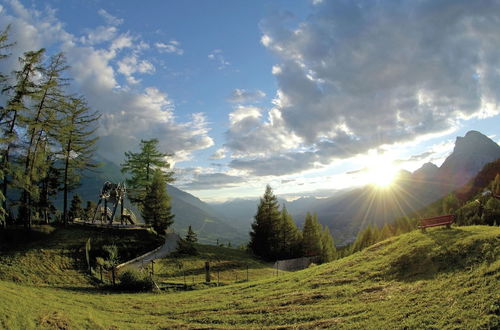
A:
[[1, 49, 45, 225], [121, 138, 174, 210], [177, 225, 198, 255], [68, 194, 83, 221], [19, 53, 69, 228], [302, 212, 322, 257], [319, 226, 336, 263], [141, 169, 174, 235], [276, 206, 301, 258], [442, 193, 460, 214], [84, 200, 97, 221], [56, 96, 100, 224], [248, 185, 282, 260]]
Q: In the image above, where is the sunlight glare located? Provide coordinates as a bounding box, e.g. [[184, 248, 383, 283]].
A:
[[364, 156, 398, 188]]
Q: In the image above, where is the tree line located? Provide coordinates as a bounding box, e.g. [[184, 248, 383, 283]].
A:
[[249, 185, 336, 263], [0, 26, 100, 229]]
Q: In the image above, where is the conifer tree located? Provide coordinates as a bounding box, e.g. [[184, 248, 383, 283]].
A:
[[56, 96, 100, 224], [121, 138, 174, 210], [84, 201, 97, 221], [19, 53, 69, 227], [177, 225, 198, 255], [277, 206, 301, 258], [302, 212, 323, 257], [141, 169, 174, 235], [319, 226, 336, 263], [1, 49, 45, 224], [248, 185, 281, 260], [69, 194, 83, 221]]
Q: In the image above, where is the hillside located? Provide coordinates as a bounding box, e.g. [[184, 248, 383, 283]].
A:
[[0, 225, 498, 328], [0, 225, 162, 287]]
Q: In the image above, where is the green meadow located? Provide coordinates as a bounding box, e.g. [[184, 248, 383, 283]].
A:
[[0, 225, 498, 329]]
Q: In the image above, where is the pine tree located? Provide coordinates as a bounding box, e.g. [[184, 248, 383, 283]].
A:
[[177, 225, 198, 255], [68, 194, 83, 221], [302, 212, 323, 257], [56, 96, 100, 224], [121, 138, 174, 210], [141, 169, 174, 235], [248, 185, 281, 260], [319, 226, 336, 263]]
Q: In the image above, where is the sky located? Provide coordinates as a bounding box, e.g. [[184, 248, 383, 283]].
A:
[[1, 0, 500, 202]]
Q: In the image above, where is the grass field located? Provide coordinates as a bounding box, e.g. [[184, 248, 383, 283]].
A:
[[0, 225, 498, 328], [148, 243, 278, 286]]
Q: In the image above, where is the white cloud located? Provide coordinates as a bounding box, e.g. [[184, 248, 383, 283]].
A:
[[208, 49, 230, 70], [98, 9, 123, 26], [117, 55, 155, 84], [0, 1, 213, 165], [210, 148, 226, 160], [224, 0, 500, 177], [155, 40, 184, 55], [227, 89, 266, 103]]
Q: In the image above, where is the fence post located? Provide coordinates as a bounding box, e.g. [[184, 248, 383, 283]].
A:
[[205, 261, 211, 283], [217, 269, 220, 286], [246, 264, 249, 282], [151, 260, 155, 275]]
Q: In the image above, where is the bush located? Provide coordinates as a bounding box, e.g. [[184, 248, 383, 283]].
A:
[[118, 268, 154, 292]]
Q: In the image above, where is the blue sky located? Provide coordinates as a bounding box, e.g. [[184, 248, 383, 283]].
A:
[[1, 0, 499, 202]]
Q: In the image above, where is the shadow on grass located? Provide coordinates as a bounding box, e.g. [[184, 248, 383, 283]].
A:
[[388, 227, 491, 282]]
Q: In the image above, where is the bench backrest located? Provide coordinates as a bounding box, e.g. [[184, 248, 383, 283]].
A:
[[420, 214, 454, 226]]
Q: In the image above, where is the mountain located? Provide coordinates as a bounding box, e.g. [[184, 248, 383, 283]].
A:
[[212, 130, 500, 245], [438, 130, 500, 187], [61, 157, 248, 245]]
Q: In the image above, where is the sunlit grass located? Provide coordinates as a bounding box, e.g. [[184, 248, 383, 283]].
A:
[[0, 226, 498, 329]]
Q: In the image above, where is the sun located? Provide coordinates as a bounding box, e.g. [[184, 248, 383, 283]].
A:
[[364, 156, 398, 188]]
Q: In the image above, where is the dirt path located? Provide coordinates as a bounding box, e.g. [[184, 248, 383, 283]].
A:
[[117, 232, 180, 270]]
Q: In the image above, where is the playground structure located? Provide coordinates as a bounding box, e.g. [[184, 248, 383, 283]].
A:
[[92, 181, 137, 225]]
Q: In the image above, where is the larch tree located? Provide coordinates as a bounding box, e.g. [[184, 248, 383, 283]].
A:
[[121, 138, 174, 210], [0, 49, 45, 226], [141, 169, 175, 235], [248, 185, 281, 260], [56, 96, 100, 225], [19, 53, 69, 228]]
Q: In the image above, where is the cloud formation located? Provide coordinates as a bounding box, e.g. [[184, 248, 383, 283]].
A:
[[225, 0, 500, 176], [155, 40, 184, 55], [208, 49, 230, 70], [180, 173, 245, 190], [0, 1, 213, 165], [227, 89, 266, 103]]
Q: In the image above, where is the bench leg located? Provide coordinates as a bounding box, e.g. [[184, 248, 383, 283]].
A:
[[446, 224, 451, 229]]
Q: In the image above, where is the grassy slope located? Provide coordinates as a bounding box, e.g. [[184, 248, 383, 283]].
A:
[[0, 225, 162, 287], [151, 243, 277, 285], [0, 225, 498, 329]]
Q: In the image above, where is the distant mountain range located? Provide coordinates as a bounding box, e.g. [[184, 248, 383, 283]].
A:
[[211, 130, 500, 245], [58, 130, 499, 246], [62, 156, 248, 245]]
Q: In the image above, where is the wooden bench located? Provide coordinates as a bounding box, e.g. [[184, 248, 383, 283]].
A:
[[418, 214, 454, 231]]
